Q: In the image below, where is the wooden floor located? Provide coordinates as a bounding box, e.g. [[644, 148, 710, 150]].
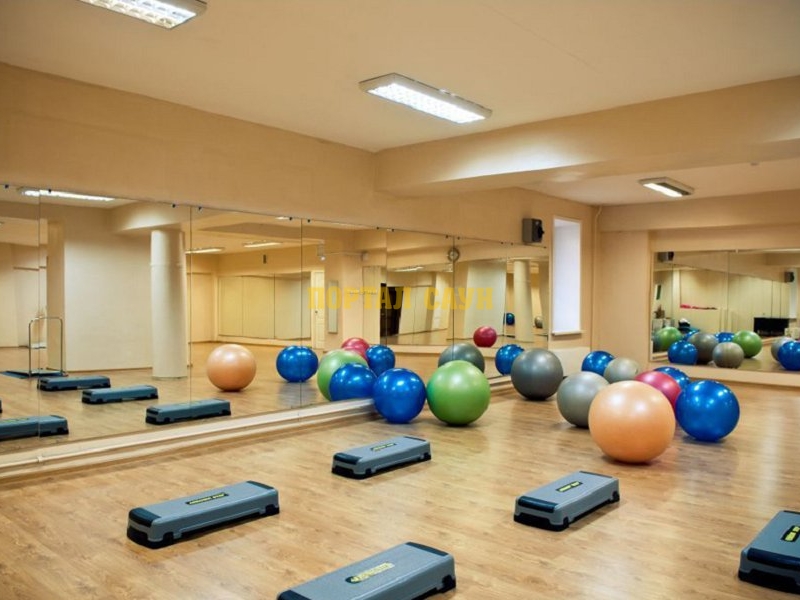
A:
[[1, 382, 799, 598]]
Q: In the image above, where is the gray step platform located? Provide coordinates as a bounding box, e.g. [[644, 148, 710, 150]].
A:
[[82, 385, 159, 404], [332, 436, 431, 479], [127, 480, 279, 548], [739, 509, 800, 593], [39, 375, 111, 391], [0, 415, 69, 441], [145, 398, 231, 425], [277, 542, 455, 600], [514, 470, 620, 531]]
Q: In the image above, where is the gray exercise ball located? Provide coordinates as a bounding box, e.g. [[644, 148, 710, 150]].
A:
[[438, 342, 485, 372], [510, 348, 564, 401], [603, 357, 640, 383], [712, 341, 744, 369], [771, 336, 794, 361], [690, 332, 719, 364], [556, 371, 609, 428]]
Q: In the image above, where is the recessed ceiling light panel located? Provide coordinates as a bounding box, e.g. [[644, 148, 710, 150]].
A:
[[639, 177, 694, 198], [19, 188, 115, 202], [76, 0, 207, 29]]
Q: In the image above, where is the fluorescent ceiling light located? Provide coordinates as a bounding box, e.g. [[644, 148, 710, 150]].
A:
[[20, 188, 115, 202], [394, 265, 425, 272], [242, 241, 282, 249], [186, 246, 224, 254], [639, 177, 694, 198], [359, 73, 491, 124], [76, 0, 207, 30], [275, 216, 292, 221]]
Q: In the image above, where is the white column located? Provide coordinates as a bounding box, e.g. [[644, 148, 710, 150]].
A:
[[513, 260, 534, 343], [151, 230, 188, 378]]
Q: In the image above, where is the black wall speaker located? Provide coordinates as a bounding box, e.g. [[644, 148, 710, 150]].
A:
[[785, 271, 796, 283], [522, 218, 544, 244], [656, 251, 675, 263]]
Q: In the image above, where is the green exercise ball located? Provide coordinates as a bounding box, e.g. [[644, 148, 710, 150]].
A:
[[732, 330, 763, 358], [426, 360, 491, 426], [316, 349, 367, 400], [653, 327, 683, 352]]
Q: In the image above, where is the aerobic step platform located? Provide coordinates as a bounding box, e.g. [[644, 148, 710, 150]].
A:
[[82, 385, 159, 404], [145, 398, 231, 425], [514, 470, 620, 531], [38, 375, 111, 391], [127, 480, 279, 548], [332, 435, 431, 479], [277, 542, 455, 600], [0, 415, 69, 441], [738, 510, 800, 593]]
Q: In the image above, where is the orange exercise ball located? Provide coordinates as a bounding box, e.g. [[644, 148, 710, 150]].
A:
[[588, 380, 675, 464], [206, 344, 257, 391]]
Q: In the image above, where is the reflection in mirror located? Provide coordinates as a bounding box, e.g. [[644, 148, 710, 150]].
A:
[[651, 249, 799, 373]]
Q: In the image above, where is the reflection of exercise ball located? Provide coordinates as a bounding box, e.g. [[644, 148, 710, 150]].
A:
[[473, 326, 498, 348], [771, 336, 793, 361], [712, 342, 744, 369], [329, 363, 376, 401], [690, 332, 718, 364], [732, 330, 762, 358], [316, 350, 368, 401], [777, 341, 800, 371], [494, 344, 524, 375], [716, 331, 734, 343], [276, 345, 318, 382], [588, 381, 675, 463], [653, 327, 683, 352], [534, 316, 543, 329], [510, 349, 564, 400], [654, 366, 691, 390], [438, 343, 485, 372], [675, 380, 739, 442], [426, 361, 490, 426], [206, 344, 257, 392], [581, 350, 614, 376], [668, 340, 698, 365], [341, 337, 370, 359], [635, 370, 681, 410], [373, 368, 427, 424], [365, 345, 396, 377], [505, 313, 515, 326], [603, 357, 640, 383], [556, 371, 608, 428]]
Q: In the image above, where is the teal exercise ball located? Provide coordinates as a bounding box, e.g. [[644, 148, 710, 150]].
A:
[[316, 349, 367, 401], [426, 360, 490, 426]]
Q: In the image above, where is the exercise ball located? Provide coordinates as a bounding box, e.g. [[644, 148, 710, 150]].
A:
[[771, 336, 794, 361], [635, 370, 682, 410], [365, 344, 396, 377], [426, 360, 491, 426], [603, 357, 640, 383], [276, 345, 318, 382], [341, 337, 370, 359], [494, 344, 524, 375], [675, 380, 739, 442], [581, 350, 614, 376], [777, 341, 800, 371], [668, 340, 698, 365], [329, 363, 376, 401], [473, 326, 498, 348], [556, 371, 609, 428], [716, 331, 735, 343], [510, 348, 564, 400], [712, 342, 744, 369], [654, 366, 691, 390], [690, 332, 719, 365], [206, 344, 257, 392], [732, 330, 762, 358], [653, 327, 683, 352], [438, 343, 485, 372], [682, 328, 700, 341], [505, 312, 515, 326], [316, 349, 368, 401], [588, 381, 675, 463], [534, 316, 544, 329], [373, 368, 427, 424]]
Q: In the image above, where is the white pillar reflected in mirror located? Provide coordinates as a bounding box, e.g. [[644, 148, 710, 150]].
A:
[[151, 229, 188, 378]]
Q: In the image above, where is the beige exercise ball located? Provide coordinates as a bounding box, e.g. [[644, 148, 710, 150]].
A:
[[206, 344, 257, 391]]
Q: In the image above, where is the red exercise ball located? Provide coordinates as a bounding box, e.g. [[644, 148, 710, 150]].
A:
[[341, 337, 370, 359], [635, 370, 682, 411], [473, 326, 498, 348], [206, 343, 257, 392]]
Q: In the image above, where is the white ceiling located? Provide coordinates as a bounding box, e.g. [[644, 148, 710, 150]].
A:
[[1, 0, 800, 205]]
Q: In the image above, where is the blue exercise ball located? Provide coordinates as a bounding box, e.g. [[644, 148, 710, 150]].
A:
[[365, 344, 396, 377], [716, 331, 735, 343], [494, 344, 524, 375], [505, 312, 515, 326], [276, 345, 319, 382], [675, 380, 740, 442], [328, 363, 377, 401], [373, 368, 427, 424], [654, 366, 691, 390], [777, 341, 800, 371], [668, 340, 698, 365], [581, 350, 614, 376]]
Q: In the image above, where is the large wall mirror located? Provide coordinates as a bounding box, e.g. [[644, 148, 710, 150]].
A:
[[0, 182, 553, 460], [651, 249, 799, 373]]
